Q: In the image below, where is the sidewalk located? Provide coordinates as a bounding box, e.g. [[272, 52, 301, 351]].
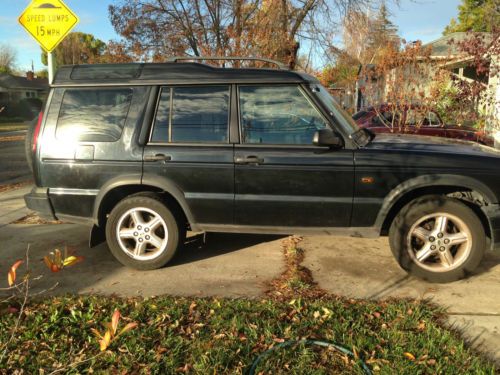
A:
[[0, 185, 32, 227], [303, 235, 500, 364]]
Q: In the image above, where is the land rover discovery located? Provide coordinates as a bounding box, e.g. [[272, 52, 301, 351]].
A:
[[24, 57, 500, 283]]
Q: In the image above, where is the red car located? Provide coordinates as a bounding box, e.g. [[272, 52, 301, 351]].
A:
[[353, 105, 495, 147]]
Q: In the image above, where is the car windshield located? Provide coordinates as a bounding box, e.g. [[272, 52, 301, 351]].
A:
[[310, 84, 372, 147]]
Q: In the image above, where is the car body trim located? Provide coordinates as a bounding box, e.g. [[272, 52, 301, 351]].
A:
[[198, 224, 379, 237], [49, 188, 99, 196], [235, 194, 352, 203]]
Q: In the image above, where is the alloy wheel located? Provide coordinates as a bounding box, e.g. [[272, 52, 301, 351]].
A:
[[407, 212, 472, 272], [116, 207, 169, 260]]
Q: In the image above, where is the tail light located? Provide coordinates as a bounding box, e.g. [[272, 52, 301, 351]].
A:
[[32, 111, 43, 153]]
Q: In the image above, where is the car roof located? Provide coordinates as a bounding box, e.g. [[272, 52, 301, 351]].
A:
[[52, 62, 319, 87]]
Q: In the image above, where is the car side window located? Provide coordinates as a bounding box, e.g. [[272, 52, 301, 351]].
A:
[[426, 111, 442, 126], [151, 86, 229, 143], [56, 88, 133, 142], [239, 85, 328, 145]]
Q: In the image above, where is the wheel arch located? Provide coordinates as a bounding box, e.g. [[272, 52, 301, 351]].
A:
[[92, 175, 197, 230], [377, 174, 496, 238]]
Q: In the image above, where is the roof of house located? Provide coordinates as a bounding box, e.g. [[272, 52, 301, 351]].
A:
[[425, 32, 494, 57], [0, 73, 49, 90]]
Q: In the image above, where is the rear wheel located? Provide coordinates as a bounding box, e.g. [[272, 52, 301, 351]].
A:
[[105, 194, 181, 270], [389, 195, 486, 282]]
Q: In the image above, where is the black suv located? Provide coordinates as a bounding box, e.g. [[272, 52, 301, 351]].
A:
[[25, 58, 500, 282]]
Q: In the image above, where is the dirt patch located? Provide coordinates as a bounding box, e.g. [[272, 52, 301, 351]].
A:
[[12, 212, 63, 225], [266, 236, 326, 300], [0, 180, 32, 193], [0, 135, 26, 142]]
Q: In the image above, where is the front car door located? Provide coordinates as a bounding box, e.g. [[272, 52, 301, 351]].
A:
[[143, 85, 234, 225], [234, 84, 354, 229]]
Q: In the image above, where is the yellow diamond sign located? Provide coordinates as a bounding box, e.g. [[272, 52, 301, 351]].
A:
[[18, 0, 79, 52]]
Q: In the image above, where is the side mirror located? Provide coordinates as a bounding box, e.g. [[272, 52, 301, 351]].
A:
[[313, 129, 344, 148]]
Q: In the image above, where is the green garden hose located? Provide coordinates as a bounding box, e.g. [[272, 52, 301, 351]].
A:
[[246, 339, 372, 375]]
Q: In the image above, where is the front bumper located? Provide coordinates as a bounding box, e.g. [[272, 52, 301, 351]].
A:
[[24, 187, 57, 221], [482, 204, 500, 251]]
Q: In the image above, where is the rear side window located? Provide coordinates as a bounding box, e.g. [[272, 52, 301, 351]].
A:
[[151, 86, 229, 143], [56, 88, 133, 142]]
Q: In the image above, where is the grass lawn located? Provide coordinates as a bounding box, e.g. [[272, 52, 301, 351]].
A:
[[0, 295, 495, 373], [0, 123, 27, 132]]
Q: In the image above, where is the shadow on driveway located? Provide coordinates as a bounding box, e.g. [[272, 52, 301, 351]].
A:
[[0, 224, 284, 298]]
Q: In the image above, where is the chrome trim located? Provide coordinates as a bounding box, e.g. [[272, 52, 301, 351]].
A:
[[49, 188, 99, 196]]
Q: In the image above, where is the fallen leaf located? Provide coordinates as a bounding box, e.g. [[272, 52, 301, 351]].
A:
[[404, 352, 416, 361], [111, 310, 120, 335], [7, 260, 23, 287]]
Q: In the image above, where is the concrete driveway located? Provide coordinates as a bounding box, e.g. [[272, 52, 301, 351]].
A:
[[0, 223, 284, 298]]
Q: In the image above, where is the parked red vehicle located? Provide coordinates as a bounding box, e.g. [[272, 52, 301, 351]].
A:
[[353, 105, 495, 147]]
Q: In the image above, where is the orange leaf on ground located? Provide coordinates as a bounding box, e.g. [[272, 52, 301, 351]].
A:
[[111, 310, 121, 335], [7, 260, 23, 286], [119, 322, 138, 336]]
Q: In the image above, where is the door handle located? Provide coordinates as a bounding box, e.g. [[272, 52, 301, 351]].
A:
[[144, 154, 171, 162], [234, 155, 264, 165]]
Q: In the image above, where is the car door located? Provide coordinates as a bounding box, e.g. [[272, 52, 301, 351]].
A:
[[142, 85, 234, 225], [234, 84, 354, 228]]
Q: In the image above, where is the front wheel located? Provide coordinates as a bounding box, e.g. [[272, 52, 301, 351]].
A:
[[105, 194, 181, 270], [389, 195, 486, 283]]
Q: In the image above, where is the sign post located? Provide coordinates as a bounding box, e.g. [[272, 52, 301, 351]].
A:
[[18, 0, 79, 84], [47, 52, 54, 84]]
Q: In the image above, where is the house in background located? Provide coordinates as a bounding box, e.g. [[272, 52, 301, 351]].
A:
[[355, 32, 499, 129], [0, 72, 49, 105]]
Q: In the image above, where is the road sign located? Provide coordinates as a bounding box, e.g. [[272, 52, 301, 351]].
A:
[[18, 0, 79, 53]]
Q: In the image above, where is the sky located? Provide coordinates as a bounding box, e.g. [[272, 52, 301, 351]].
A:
[[0, 0, 462, 73]]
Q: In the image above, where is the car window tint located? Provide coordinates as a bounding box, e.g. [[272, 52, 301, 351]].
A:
[[56, 88, 132, 142], [406, 109, 425, 126], [172, 86, 229, 143], [239, 85, 328, 145], [151, 89, 170, 143]]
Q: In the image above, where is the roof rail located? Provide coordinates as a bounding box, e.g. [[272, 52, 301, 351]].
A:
[[167, 56, 288, 70]]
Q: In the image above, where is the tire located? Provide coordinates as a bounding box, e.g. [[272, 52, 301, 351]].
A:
[[25, 117, 37, 173], [105, 194, 182, 270], [389, 195, 486, 283]]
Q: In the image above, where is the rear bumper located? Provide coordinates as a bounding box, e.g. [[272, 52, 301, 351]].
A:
[[482, 204, 500, 251], [24, 187, 57, 220]]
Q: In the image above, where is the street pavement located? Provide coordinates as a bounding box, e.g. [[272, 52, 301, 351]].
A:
[[0, 133, 32, 185]]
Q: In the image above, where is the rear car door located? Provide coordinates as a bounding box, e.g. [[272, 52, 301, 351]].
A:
[[142, 85, 234, 225], [234, 84, 354, 228]]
